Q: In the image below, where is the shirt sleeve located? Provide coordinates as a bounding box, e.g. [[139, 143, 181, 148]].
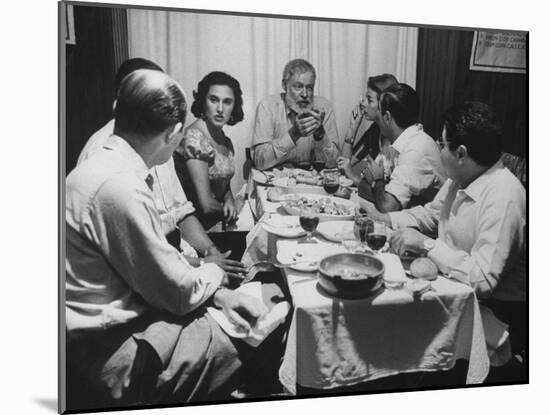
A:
[[427, 192, 526, 300], [176, 128, 216, 166], [385, 148, 438, 207], [93, 177, 223, 316], [389, 179, 451, 233], [252, 100, 297, 170], [154, 158, 196, 234], [313, 103, 340, 162]]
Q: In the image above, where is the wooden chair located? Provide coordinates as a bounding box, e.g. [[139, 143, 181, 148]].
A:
[[500, 152, 526, 186]]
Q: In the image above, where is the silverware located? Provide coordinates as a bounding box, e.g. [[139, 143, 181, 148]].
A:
[[246, 259, 318, 273]]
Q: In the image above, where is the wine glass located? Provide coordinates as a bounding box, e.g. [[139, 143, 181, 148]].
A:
[[367, 221, 387, 254], [299, 207, 320, 243], [312, 159, 326, 173], [323, 172, 340, 195], [353, 213, 373, 251]]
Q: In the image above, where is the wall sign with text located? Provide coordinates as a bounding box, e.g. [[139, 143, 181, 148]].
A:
[[470, 31, 526, 74]]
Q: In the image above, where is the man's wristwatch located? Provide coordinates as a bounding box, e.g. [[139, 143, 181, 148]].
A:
[[422, 238, 436, 256]]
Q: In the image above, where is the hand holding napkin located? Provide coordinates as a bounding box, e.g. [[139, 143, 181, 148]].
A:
[[208, 282, 290, 347]]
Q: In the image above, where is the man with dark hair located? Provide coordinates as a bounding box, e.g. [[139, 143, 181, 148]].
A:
[[358, 83, 446, 212], [363, 101, 526, 364], [77, 58, 246, 279], [66, 70, 288, 407], [251, 58, 340, 170]]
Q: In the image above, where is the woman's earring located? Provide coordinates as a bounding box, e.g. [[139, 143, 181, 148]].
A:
[[229, 115, 234, 123], [201, 113, 207, 121]]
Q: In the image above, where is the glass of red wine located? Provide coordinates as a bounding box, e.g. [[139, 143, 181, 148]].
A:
[[322, 172, 340, 195], [312, 159, 326, 173], [299, 206, 320, 243], [367, 221, 388, 254]]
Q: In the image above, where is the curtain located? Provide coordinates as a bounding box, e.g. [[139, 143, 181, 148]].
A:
[[128, 10, 418, 192]]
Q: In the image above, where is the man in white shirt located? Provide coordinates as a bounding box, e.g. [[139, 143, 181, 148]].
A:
[[66, 69, 284, 407], [77, 58, 247, 279], [358, 83, 447, 212], [363, 101, 526, 361]]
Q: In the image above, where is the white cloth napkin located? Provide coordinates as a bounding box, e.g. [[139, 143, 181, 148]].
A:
[[207, 282, 290, 348], [378, 252, 408, 286]]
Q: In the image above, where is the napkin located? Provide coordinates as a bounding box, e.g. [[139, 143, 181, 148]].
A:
[[207, 282, 290, 348], [378, 252, 408, 287]]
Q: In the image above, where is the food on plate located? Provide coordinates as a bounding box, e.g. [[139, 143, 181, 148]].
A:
[[267, 188, 283, 202], [409, 257, 438, 281], [333, 186, 351, 199], [282, 196, 355, 216]]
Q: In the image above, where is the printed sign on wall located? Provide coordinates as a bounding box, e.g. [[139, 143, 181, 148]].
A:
[[470, 31, 526, 74]]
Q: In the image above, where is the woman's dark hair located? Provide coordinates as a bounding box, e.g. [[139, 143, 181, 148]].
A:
[[367, 74, 398, 97], [190, 71, 244, 126], [379, 83, 419, 129], [115, 69, 187, 137], [443, 101, 503, 166]]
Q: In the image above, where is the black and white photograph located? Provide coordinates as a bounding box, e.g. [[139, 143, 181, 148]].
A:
[[57, 0, 531, 413]]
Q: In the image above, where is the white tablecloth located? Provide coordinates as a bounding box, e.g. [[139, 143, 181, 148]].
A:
[[278, 270, 489, 394], [242, 178, 490, 394]]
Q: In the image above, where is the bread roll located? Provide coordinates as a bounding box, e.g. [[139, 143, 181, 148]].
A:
[[409, 257, 438, 281]]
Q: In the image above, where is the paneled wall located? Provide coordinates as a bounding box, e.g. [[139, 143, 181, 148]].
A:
[[64, 5, 128, 174], [416, 28, 527, 157]]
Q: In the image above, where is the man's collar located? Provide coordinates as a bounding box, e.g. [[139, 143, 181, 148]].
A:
[[391, 124, 423, 153], [105, 134, 151, 182], [459, 160, 504, 201]]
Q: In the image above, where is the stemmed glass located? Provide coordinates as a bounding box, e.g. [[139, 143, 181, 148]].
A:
[[367, 221, 387, 254], [322, 171, 340, 195], [299, 206, 320, 243]]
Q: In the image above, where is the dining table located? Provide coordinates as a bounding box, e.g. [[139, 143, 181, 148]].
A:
[[240, 169, 491, 395]]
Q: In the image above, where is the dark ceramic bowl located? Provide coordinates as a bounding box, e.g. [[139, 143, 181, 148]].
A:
[[318, 253, 385, 299]]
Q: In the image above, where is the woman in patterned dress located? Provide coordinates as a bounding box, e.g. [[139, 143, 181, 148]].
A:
[[174, 71, 244, 231]]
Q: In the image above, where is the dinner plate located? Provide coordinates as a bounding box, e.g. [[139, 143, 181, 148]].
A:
[[317, 220, 355, 242], [260, 214, 306, 238], [276, 240, 347, 272], [271, 177, 326, 196], [251, 169, 275, 185], [339, 176, 354, 187], [279, 193, 357, 221]]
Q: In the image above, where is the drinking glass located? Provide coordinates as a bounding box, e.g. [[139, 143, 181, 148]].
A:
[[367, 221, 387, 254], [299, 207, 320, 243], [353, 213, 373, 251], [323, 172, 340, 195], [312, 159, 326, 173]]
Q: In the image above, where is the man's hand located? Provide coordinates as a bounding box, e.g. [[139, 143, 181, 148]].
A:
[[223, 198, 238, 223], [357, 199, 391, 225], [204, 251, 248, 280], [337, 156, 352, 175], [212, 289, 268, 332], [365, 155, 385, 183], [293, 110, 323, 138], [389, 228, 429, 257]]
